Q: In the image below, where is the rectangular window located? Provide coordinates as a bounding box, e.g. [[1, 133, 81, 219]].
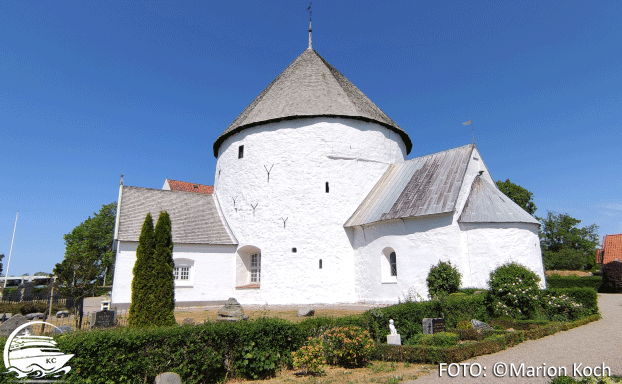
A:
[[238, 145, 244, 159], [250, 253, 261, 283], [173, 267, 190, 280]]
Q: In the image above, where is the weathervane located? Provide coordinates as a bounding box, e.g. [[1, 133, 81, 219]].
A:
[[463, 120, 474, 144]]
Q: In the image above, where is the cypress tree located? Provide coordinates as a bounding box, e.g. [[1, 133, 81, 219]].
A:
[[152, 211, 176, 326], [128, 213, 156, 327]]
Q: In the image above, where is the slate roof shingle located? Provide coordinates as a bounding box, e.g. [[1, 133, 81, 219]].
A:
[[117, 186, 236, 245], [458, 175, 541, 225], [213, 48, 411, 157], [345, 144, 473, 227]]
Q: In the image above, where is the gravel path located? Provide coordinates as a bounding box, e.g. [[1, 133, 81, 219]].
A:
[[408, 294, 622, 383]]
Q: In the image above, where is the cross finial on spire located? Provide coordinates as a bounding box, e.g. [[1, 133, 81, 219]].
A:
[[307, 2, 312, 49]]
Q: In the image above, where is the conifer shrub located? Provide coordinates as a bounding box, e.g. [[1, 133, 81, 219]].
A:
[[129, 213, 156, 327], [488, 262, 540, 319], [599, 261, 622, 293], [152, 211, 176, 326], [426, 261, 462, 299]]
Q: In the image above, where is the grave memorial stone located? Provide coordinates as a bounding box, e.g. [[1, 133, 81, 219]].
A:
[[471, 319, 493, 330], [25, 313, 45, 320], [91, 309, 116, 328], [217, 298, 248, 321], [56, 310, 70, 318], [422, 318, 446, 335], [0, 314, 30, 336], [182, 318, 195, 325], [297, 307, 315, 317], [155, 372, 182, 384]]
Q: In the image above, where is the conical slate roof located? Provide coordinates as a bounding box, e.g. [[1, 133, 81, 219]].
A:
[[458, 175, 540, 225], [213, 48, 411, 157]]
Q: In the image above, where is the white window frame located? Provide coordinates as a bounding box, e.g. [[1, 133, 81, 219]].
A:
[[381, 248, 397, 283], [173, 259, 194, 287], [250, 252, 261, 283]]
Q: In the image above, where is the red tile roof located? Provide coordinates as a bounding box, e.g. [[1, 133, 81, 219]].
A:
[[602, 234, 622, 264], [166, 179, 214, 194]]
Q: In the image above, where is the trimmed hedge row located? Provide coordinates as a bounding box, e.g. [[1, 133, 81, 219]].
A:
[[54, 318, 306, 384], [546, 275, 602, 290], [365, 293, 489, 342], [375, 314, 600, 364], [548, 287, 599, 316]]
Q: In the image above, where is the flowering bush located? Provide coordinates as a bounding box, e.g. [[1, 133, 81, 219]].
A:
[[488, 263, 541, 319], [323, 326, 376, 367], [539, 292, 584, 322], [292, 337, 326, 375]]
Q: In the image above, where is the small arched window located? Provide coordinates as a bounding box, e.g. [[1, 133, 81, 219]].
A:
[[389, 252, 397, 277]]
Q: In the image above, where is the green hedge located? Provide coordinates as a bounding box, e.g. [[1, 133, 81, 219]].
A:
[[375, 314, 600, 364], [52, 317, 305, 384], [545, 287, 599, 316], [364, 293, 489, 343], [546, 275, 602, 290]]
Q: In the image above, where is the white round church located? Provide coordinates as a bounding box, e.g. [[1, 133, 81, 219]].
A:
[[111, 41, 545, 307]]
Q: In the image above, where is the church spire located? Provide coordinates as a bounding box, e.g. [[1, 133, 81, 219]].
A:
[[307, 2, 312, 49]]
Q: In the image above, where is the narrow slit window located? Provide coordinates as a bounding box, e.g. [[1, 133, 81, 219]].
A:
[[389, 252, 397, 277], [319, 259, 322, 269], [238, 145, 244, 159], [325, 182, 329, 193]]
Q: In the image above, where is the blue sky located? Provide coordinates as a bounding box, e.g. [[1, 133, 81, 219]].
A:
[[1, 1, 620, 276]]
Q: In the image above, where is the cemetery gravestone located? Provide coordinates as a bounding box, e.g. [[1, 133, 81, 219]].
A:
[[182, 318, 195, 325], [0, 314, 30, 337], [25, 313, 45, 320], [91, 309, 116, 328], [297, 307, 315, 317], [217, 298, 248, 321], [17, 282, 35, 302], [155, 372, 182, 384], [471, 319, 493, 330], [422, 318, 446, 335], [56, 310, 70, 318]]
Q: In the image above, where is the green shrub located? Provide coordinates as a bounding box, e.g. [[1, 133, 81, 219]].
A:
[[364, 301, 442, 342], [292, 337, 326, 375], [427, 261, 462, 299], [404, 332, 458, 348], [322, 326, 376, 368], [599, 261, 622, 293], [54, 317, 306, 383], [441, 292, 489, 327], [0, 302, 66, 316], [456, 320, 473, 330], [546, 288, 599, 318], [488, 262, 540, 319], [297, 315, 367, 338], [546, 275, 602, 290]]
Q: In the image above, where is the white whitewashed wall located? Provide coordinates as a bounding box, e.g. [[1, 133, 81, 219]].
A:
[[214, 117, 407, 304], [111, 241, 238, 306], [351, 149, 545, 303]]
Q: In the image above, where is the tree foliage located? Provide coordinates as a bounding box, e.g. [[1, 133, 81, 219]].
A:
[[496, 179, 537, 216], [129, 213, 156, 327], [539, 212, 599, 271], [426, 261, 461, 299], [53, 202, 116, 326], [152, 211, 176, 326], [0, 254, 4, 276], [129, 211, 175, 327]]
